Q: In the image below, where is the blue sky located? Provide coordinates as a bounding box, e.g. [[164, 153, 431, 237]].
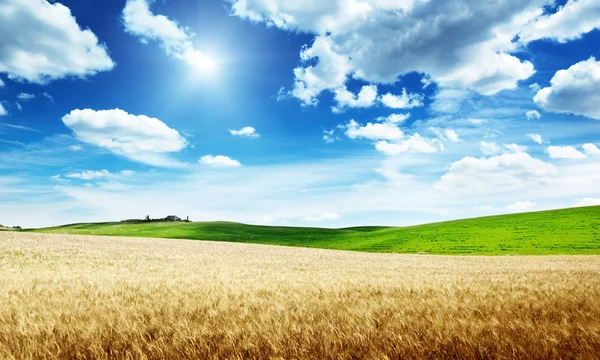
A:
[[1, 0, 600, 228]]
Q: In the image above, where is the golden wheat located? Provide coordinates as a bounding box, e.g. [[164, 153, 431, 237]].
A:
[[1, 232, 600, 359]]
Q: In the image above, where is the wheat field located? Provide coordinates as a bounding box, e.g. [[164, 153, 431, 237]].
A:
[[1, 232, 600, 359]]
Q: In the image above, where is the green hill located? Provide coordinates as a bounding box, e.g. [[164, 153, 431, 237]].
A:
[[30, 206, 600, 255]]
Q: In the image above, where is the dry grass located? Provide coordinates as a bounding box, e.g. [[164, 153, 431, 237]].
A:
[[1, 232, 600, 359]]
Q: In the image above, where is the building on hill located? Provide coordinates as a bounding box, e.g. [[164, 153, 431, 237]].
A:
[[165, 215, 181, 222]]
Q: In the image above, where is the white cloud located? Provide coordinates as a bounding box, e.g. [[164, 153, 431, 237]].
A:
[[62, 108, 188, 167], [480, 141, 502, 156], [0, 0, 114, 83], [345, 119, 403, 141], [377, 113, 410, 124], [506, 200, 536, 211], [322, 129, 337, 144], [480, 141, 528, 156], [0, 103, 6, 116], [445, 129, 459, 143], [17, 93, 34, 101], [546, 145, 586, 160], [42, 92, 54, 102], [62, 169, 134, 181], [527, 133, 543, 144], [504, 143, 528, 153], [436, 152, 557, 194], [323, 135, 335, 144], [573, 197, 600, 207], [0, 123, 38, 132], [302, 212, 340, 222], [15, 102, 21, 112], [66, 170, 112, 181], [333, 85, 378, 111], [526, 110, 541, 120], [375, 134, 437, 156], [199, 155, 241, 168], [583, 143, 600, 156], [69, 145, 83, 151], [518, 0, 600, 43], [230, 126, 260, 139], [231, 0, 543, 104], [429, 128, 459, 143], [534, 57, 600, 120], [49, 174, 66, 182], [380, 89, 424, 109], [0, 78, 3, 87], [122, 0, 214, 69], [291, 36, 352, 106]]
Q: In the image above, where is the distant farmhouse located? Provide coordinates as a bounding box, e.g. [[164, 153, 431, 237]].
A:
[[121, 215, 190, 223]]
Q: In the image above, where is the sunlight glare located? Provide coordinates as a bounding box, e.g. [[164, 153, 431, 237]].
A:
[[184, 49, 217, 73]]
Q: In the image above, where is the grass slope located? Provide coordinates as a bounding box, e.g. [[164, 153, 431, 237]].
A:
[[32, 206, 600, 255]]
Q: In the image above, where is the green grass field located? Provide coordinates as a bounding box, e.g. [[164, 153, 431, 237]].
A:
[[30, 206, 600, 255]]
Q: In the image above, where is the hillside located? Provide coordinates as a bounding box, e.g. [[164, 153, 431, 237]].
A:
[[31, 206, 600, 255]]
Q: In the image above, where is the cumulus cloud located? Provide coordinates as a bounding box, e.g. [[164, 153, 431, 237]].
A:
[[518, 0, 600, 43], [375, 134, 437, 156], [199, 155, 241, 168], [527, 133, 543, 144], [436, 152, 557, 194], [0, 0, 114, 83], [573, 197, 600, 207], [69, 144, 83, 151], [230, 126, 260, 139], [583, 143, 600, 156], [377, 113, 410, 124], [333, 85, 378, 112], [62, 109, 188, 167], [291, 36, 352, 106], [534, 57, 600, 120], [302, 212, 340, 222], [380, 89, 424, 109], [17, 93, 34, 101], [122, 0, 214, 69], [345, 119, 403, 141], [231, 0, 544, 105], [480, 141, 502, 156], [546, 145, 586, 160], [506, 200, 536, 211], [0, 103, 6, 116], [526, 110, 541, 120]]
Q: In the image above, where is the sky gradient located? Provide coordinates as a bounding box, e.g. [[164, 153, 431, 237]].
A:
[[1, 0, 600, 228]]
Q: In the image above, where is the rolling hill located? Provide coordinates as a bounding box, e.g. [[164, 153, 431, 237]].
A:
[[30, 206, 600, 255]]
